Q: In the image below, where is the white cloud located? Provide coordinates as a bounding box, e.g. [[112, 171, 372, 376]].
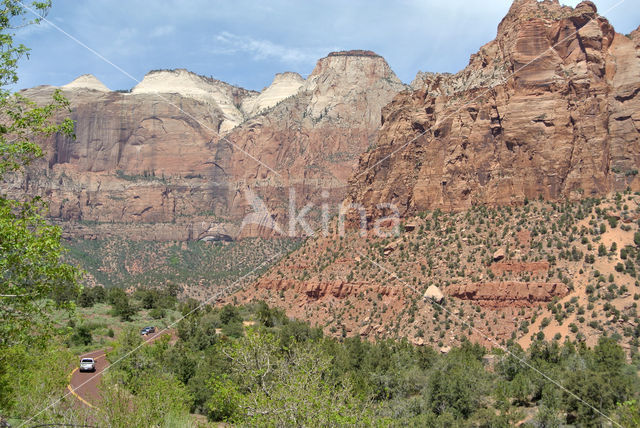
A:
[[213, 31, 335, 65], [149, 25, 175, 38]]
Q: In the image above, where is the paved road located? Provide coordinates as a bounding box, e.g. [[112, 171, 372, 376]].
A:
[[67, 349, 108, 408], [67, 330, 174, 408]]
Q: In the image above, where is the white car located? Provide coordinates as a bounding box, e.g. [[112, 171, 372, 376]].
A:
[[79, 358, 96, 372]]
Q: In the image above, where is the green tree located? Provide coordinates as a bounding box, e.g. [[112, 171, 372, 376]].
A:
[[562, 339, 638, 426], [219, 304, 241, 325], [614, 400, 640, 427], [108, 288, 137, 321], [593, 337, 625, 372], [426, 347, 488, 418], [219, 329, 371, 426], [99, 371, 193, 428], [509, 372, 533, 406], [0, 0, 80, 411], [598, 243, 607, 257], [77, 288, 95, 307], [140, 289, 157, 309], [90, 285, 106, 303], [107, 287, 127, 304], [0, 343, 74, 419], [206, 375, 242, 422], [221, 321, 244, 338], [149, 307, 165, 319], [69, 324, 92, 346], [256, 300, 285, 327], [113, 294, 136, 321]]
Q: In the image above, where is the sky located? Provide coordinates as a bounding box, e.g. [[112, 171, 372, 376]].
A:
[[12, 0, 640, 92]]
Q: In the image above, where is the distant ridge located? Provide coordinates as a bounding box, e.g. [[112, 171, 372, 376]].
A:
[[62, 74, 110, 92], [328, 50, 381, 57]]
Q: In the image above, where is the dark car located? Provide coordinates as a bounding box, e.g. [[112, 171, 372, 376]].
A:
[[140, 326, 156, 336]]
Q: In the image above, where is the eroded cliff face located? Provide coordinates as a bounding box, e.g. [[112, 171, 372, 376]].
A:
[[10, 52, 406, 240], [217, 50, 407, 237], [631, 25, 640, 46], [7, 81, 238, 240], [348, 0, 640, 217], [130, 69, 258, 133], [241, 72, 305, 117]]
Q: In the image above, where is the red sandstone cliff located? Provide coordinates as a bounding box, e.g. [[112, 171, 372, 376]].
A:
[[348, 0, 640, 216], [9, 54, 406, 240]]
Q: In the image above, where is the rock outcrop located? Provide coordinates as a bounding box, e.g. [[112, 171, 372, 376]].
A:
[[10, 52, 406, 240], [241, 72, 304, 117], [630, 25, 640, 46], [130, 69, 258, 133], [347, 0, 640, 217], [192, 51, 407, 238], [255, 278, 401, 300], [423, 285, 444, 303], [9, 83, 236, 231], [63, 74, 110, 92], [447, 282, 569, 308]]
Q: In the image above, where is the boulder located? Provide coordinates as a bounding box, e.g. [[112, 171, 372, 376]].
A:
[[359, 325, 372, 336], [383, 240, 399, 255], [493, 248, 505, 262], [411, 337, 425, 346], [423, 285, 444, 303]]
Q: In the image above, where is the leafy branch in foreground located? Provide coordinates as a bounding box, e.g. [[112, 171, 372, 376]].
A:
[[0, 0, 81, 415]]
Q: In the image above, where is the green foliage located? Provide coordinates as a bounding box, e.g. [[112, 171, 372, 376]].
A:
[[0, 1, 82, 411], [54, 302, 639, 427], [149, 307, 166, 319], [99, 371, 193, 428], [206, 375, 242, 422], [219, 304, 241, 325], [110, 290, 137, 321], [76, 285, 106, 308], [77, 288, 95, 307], [558, 337, 638, 426], [64, 237, 301, 291], [0, 341, 74, 420], [218, 329, 373, 426], [426, 344, 488, 418], [69, 324, 92, 346], [255, 300, 286, 327], [594, 336, 625, 372], [614, 400, 640, 427], [1, 197, 81, 340], [134, 287, 177, 311], [598, 243, 607, 256]]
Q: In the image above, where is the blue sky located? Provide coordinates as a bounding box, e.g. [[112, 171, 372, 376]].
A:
[[13, 0, 640, 92]]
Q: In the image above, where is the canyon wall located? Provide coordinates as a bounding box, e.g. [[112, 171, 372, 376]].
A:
[[9, 52, 406, 240], [347, 0, 640, 217]]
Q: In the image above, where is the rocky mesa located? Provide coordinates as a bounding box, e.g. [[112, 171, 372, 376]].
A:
[[9, 51, 406, 240], [347, 0, 640, 218]]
